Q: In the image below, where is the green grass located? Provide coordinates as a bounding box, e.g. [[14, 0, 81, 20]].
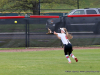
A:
[[2, 0, 100, 13], [41, 3, 75, 13], [40, 0, 100, 13], [0, 49, 100, 75]]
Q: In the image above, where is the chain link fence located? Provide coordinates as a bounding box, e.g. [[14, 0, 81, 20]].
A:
[[0, 16, 100, 48]]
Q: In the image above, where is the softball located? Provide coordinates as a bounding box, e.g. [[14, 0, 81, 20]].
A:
[[14, 21, 17, 23]]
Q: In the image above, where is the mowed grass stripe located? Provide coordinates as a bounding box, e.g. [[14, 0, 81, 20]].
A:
[[0, 49, 100, 75]]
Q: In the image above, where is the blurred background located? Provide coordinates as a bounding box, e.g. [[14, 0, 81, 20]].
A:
[[0, 0, 100, 48]]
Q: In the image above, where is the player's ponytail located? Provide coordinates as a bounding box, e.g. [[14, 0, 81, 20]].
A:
[[63, 28, 73, 40]]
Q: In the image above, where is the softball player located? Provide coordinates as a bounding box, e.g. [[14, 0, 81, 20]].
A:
[[54, 28, 78, 63]]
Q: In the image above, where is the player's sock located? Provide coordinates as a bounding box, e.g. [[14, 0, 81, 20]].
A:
[[70, 53, 75, 59], [70, 53, 78, 62], [65, 55, 71, 62]]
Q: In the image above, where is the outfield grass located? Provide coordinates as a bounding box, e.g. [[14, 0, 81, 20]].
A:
[[0, 49, 100, 75]]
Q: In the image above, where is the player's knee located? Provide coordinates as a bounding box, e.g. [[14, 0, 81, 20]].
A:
[[66, 56, 69, 58], [70, 54, 73, 57]]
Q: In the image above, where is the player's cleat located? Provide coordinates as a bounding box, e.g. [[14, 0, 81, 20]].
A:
[[75, 58, 78, 62], [68, 62, 71, 63]]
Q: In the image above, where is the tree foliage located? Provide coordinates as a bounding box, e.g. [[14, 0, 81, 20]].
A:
[[0, 0, 77, 15]]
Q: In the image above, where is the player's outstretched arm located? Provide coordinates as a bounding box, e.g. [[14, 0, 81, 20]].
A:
[[54, 31, 61, 39]]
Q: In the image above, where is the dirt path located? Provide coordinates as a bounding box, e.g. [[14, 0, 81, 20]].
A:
[[0, 47, 100, 52]]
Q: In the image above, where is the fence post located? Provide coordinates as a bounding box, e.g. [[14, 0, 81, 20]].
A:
[[77, 0, 79, 9], [25, 19, 28, 47], [25, 14, 28, 48], [27, 19, 29, 47], [63, 13, 66, 16], [39, 0, 40, 15]]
